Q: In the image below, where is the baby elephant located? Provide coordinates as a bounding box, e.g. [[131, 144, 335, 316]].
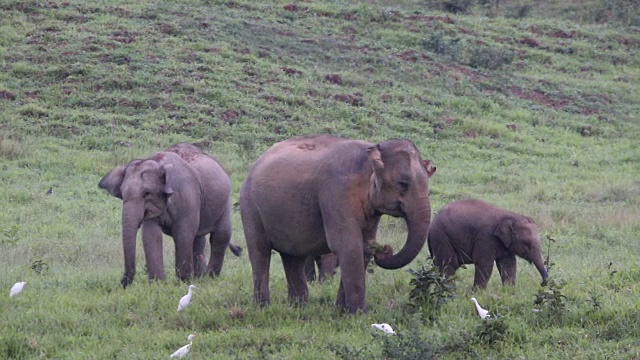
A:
[[428, 199, 548, 288]]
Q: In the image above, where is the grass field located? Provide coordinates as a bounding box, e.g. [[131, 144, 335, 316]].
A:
[[1, 0, 639, 358]]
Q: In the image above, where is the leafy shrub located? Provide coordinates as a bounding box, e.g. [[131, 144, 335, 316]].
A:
[[474, 317, 509, 345], [31, 258, 50, 275], [407, 261, 457, 319], [381, 331, 438, 360], [422, 31, 461, 58], [1, 225, 20, 246], [0, 137, 27, 160], [469, 46, 514, 70], [533, 278, 568, 320]]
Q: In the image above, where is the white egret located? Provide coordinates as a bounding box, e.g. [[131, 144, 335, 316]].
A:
[[170, 334, 195, 358], [371, 323, 396, 335], [470, 297, 490, 319], [9, 281, 26, 297], [177, 285, 196, 311]]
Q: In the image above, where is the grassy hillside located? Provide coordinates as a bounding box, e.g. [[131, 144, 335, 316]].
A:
[[1, 0, 639, 358]]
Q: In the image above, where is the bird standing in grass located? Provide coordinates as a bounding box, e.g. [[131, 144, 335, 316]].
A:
[[10, 281, 26, 297], [371, 323, 396, 335], [170, 334, 195, 358], [177, 285, 196, 311], [471, 297, 490, 319]]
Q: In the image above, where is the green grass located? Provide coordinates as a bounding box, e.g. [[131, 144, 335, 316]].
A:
[[1, 0, 639, 358]]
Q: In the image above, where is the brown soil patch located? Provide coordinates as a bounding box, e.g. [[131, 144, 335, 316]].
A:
[[221, 110, 239, 122], [508, 86, 569, 110], [281, 67, 303, 76], [324, 74, 343, 85], [0, 90, 16, 101], [283, 4, 298, 12], [520, 37, 540, 47], [333, 94, 363, 106]]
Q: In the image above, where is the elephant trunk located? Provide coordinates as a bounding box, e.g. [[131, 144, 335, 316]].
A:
[[375, 195, 431, 270], [531, 251, 548, 284], [121, 201, 144, 287]]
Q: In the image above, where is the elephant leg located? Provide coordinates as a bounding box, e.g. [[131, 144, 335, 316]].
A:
[[319, 253, 338, 282], [473, 259, 494, 289], [335, 247, 367, 313], [207, 216, 233, 277], [281, 254, 309, 303], [141, 221, 166, 281], [496, 255, 517, 286], [304, 256, 318, 282], [172, 224, 197, 282], [429, 235, 460, 278], [243, 206, 271, 306], [193, 235, 207, 277]]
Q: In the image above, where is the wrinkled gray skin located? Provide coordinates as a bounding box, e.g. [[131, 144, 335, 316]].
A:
[[99, 143, 241, 287], [428, 199, 548, 288], [240, 135, 436, 313], [304, 253, 338, 283]]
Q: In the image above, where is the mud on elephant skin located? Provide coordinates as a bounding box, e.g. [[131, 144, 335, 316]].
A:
[[427, 199, 548, 289], [240, 134, 437, 313], [99, 143, 241, 287]]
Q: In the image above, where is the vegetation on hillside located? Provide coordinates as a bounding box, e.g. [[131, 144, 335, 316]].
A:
[[1, 0, 638, 358]]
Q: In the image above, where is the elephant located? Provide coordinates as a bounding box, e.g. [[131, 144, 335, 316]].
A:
[[304, 253, 338, 283], [427, 199, 548, 288], [99, 143, 241, 287], [239, 134, 437, 313]]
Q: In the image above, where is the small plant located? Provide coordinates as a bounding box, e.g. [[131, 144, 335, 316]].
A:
[[606, 263, 640, 292], [30, 258, 49, 275], [407, 261, 457, 319], [544, 234, 556, 276], [474, 317, 508, 345], [237, 136, 257, 163], [468, 46, 514, 70], [329, 342, 374, 360], [533, 278, 568, 319], [585, 292, 602, 313], [380, 331, 437, 360], [422, 31, 461, 58], [0, 136, 27, 160], [1, 225, 21, 246]]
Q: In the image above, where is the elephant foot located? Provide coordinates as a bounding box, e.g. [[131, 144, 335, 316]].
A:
[[121, 274, 135, 288]]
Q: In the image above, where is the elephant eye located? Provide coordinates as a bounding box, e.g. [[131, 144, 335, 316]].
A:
[[398, 180, 409, 193]]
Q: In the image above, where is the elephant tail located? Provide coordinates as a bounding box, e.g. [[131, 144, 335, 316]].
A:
[[229, 243, 243, 256]]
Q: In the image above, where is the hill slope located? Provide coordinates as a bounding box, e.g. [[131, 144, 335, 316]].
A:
[[1, 0, 639, 358]]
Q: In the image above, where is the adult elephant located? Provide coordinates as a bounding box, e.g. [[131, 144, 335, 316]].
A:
[[240, 135, 436, 313], [428, 199, 548, 288], [99, 143, 241, 287]]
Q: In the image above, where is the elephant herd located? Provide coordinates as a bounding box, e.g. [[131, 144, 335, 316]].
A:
[[99, 135, 548, 313]]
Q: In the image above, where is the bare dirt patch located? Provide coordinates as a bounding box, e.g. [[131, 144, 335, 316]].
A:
[[0, 90, 17, 101]]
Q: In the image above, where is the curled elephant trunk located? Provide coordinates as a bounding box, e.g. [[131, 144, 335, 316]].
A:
[[121, 201, 144, 287], [374, 198, 431, 270]]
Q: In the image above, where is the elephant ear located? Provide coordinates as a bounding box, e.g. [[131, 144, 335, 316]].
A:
[[367, 144, 385, 172], [493, 217, 515, 248], [98, 165, 126, 199], [423, 160, 437, 177]]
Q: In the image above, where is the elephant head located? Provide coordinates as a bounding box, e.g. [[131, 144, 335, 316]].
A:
[[367, 140, 436, 270], [99, 157, 176, 286], [493, 216, 548, 283]]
